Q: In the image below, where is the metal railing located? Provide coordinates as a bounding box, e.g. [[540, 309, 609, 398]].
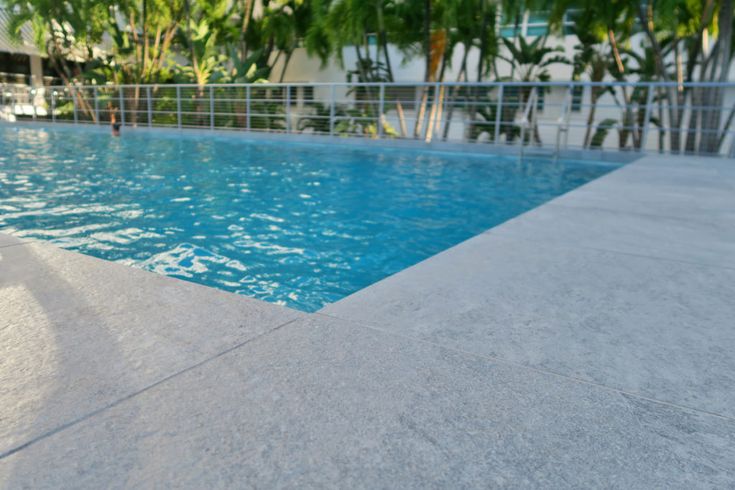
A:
[[2, 81, 735, 157]]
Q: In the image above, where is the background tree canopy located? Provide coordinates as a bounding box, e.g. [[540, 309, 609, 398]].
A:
[[2, 0, 732, 87]]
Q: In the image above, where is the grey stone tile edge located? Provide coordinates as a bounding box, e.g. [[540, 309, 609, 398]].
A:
[[322, 154, 719, 318], [0, 232, 32, 248], [311, 311, 735, 424], [3, 310, 734, 470], [0, 234, 308, 459], [1, 153, 728, 455], [0, 316, 303, 461]]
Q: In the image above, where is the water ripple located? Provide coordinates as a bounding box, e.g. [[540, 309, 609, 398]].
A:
[[0, 125, 619, 311]]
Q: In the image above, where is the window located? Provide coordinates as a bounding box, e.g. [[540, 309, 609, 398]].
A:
[[499, 9, 577, 37], [286, 86, 314, 104], [526, 12, 550, 37], [571, 85, 584, 112], [499, 11, 549, 38], [536, 88, 545, 112], [562, 10, 581, 36]]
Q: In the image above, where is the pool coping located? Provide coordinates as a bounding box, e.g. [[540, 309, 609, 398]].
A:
[[2, 139, 734, 486]]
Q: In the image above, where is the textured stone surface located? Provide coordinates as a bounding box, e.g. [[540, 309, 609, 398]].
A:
[[2, 315, 734, 489], [552, 156, 735, 221], [323, 155, 735, 418], [0, 232, 25, 248], [0, 241, 303, 456], [489, 202, 735, 268], [322, 233, 735, 418], [2, 153, 735, 488]]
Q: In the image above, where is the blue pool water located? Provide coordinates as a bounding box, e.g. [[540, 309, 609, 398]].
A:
[[0, 125, 619, 311]]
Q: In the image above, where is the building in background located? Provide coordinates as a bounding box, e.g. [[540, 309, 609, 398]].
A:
[[0, 8, 45, 86]]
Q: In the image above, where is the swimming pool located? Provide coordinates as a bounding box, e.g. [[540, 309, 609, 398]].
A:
[[0, 125, 619, 311]]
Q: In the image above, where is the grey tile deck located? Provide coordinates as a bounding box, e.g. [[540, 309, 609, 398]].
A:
[[0, 233, 25, 248], [2, 315, 734, 489], [2, 153, 735, 487], [0, 243, 303, 457]]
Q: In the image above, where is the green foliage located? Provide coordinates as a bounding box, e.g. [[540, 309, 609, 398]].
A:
[[499, 36, 569, 82], [3, 0, 732, 88]]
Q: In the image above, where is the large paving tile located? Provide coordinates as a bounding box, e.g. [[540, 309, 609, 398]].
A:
[[0, 241, 303, 456], [550, 159, 735, 221], [1, 315, 733, 488], [0, 232, 26, 248], [488, 201, 735, 268], [486, 156, 735, 267], [322, 233, 735, 418]]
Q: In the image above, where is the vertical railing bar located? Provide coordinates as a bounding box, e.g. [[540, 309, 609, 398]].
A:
[[51, 89, 56, 123], [439, 82, 449, 137], [519, 87, 536, 160], [119, 86, 125, 126], [494, 84, 504, 144], [425, 82, 440, 143], [286, 84, 291, 133], [31, 87, 37, 120], [246, 85, 251, 131], [378, 83, 385, 139], [640, 83, 655, 152], [176, 86, 182, 129], [147, 86, 152, 128], [94, 86, 99, 124], [72, 89, 78, 124], [209, 85, 214, 130], [564, 84, 574, 150], [329, 84, 336, 136], [555, 84, 573, 158]]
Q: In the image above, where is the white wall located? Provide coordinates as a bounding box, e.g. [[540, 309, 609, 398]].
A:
[[271, 35, 583, 84]]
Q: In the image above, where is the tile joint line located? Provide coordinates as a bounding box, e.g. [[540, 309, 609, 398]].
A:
[[313, 311, 735, 423], [0, 316, 302, 461]]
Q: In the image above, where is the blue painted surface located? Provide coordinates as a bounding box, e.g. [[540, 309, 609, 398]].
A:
[[0, 125, 619, 311]]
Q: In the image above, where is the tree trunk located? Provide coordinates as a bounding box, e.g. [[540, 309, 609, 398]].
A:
[[700, 0, 733, 153]]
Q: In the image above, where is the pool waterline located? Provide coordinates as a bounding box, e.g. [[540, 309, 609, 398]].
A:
[[0, 124, 621, 311]]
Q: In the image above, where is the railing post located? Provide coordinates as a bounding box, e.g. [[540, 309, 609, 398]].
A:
[[94, 86, 99, 124], [246, 85, 251, 131], [519, 87, 537, 160], [147, 86, 153, 127], [555, 84, 573, 157], [640, 83, 655, 152], [72, 89, 78, 124], [209, 85, 214, 130], [378, 84, 385, 138], [176, 86, 182, 129], [31, 88, 37, 120], [51, 89, 56, 123], [285, 84, 292, 133], [329, 85, 336, 136], [119, 87, 125, 126], [494, 84, 504, 144]]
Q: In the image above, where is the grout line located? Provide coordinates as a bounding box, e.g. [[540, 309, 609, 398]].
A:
[[478, 230, 735, 272], [313, 311, 735, 423], [0, 316, 301, 461], [544, 200, 735, 224], [0, 240, 34, 250]]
